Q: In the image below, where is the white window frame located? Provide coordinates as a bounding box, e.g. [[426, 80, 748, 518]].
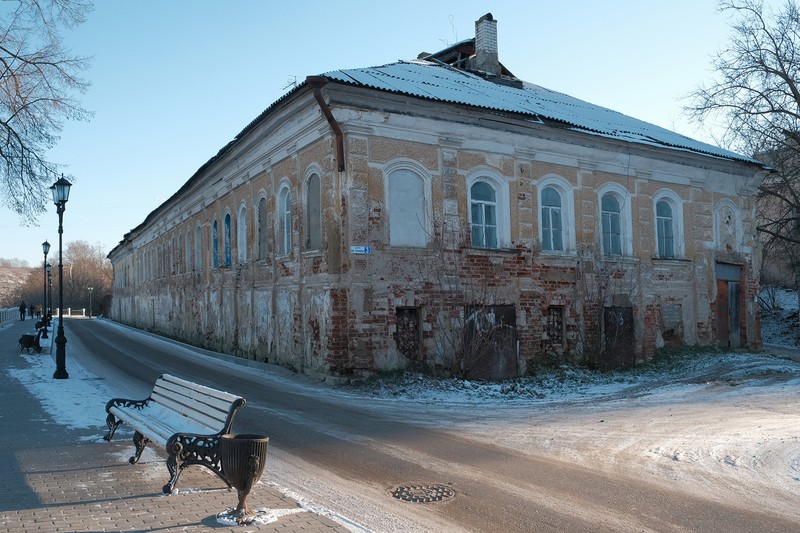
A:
[[277, 182, 292, 256], [652, 189, 685, 259], [224, 211, 232, 266], [467, 169, 510, 249], [237, 203, 247, 263], [537, 175, 576, 254], [304, 167, 323, 251], [597, 183, 633, 257], [195, 224, 203, 271], [256, 193, 268, 260], [185, 229, 192, 272], [212, 220, 219, 268]]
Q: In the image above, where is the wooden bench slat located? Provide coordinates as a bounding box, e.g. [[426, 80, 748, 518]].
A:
[[150, 385, 230, 418], [160, 374, 241, 403], [150, 395, 229, 430], [110, 405, 214, 445], [152, 382, 235, 417]]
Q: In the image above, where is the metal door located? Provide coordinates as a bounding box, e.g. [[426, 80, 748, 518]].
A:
[[602, 306, 635, 369], [465, 304, 517, 380]]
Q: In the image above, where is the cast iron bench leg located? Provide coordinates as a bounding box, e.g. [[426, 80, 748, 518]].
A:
[[103, 413, 122, 441], [129, 431, 150, 464]]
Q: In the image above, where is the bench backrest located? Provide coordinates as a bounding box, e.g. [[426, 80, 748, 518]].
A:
[[149, 374, 245, 434]]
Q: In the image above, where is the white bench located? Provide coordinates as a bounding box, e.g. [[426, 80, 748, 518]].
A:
[[103, 374, 246, 493]]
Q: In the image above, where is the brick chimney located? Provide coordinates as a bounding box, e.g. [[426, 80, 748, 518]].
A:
[[474, 13, 500, 76]]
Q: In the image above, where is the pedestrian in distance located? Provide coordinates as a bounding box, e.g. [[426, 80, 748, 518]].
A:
[[19, 301, 26, 321]]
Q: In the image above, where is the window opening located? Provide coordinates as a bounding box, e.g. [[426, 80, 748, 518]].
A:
[[470, 181, 498, 248], [601, 193, 622, 256]]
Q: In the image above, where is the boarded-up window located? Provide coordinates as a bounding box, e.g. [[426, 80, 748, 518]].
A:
[[389, 169, 427, 247], [306, 174, 322, 250], [257, 197, 268, 260], [394, 307, 421, 360], [546, 305, 564, 346]]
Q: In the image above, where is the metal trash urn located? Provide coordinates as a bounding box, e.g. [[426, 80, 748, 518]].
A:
[[218, 433, 269, 525]]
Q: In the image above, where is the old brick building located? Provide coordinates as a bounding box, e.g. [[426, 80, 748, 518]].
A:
[[108, 14, 769, 379]]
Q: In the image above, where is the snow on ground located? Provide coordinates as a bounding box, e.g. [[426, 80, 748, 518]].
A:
[[760, 285, 800, 347], [4, 288, 800, 525]]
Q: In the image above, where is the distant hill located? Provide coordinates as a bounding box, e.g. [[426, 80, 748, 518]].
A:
[[0, 267, 33, 307]]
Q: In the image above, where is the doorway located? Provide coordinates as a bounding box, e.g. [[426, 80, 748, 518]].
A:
[[464, 304, 517, 379], [715, 263, 742, 348]]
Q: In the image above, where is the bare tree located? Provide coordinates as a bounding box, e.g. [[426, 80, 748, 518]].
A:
[[62, 240, 110, 313], [424, 219, 518, 380], [687, 0, 800, 297], [0, 0, 92, 221], [0, 240, 109, 313], [573, 245, 640, 371]]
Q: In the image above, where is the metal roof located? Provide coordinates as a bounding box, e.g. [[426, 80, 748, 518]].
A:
[[323, 60, 761, 165]]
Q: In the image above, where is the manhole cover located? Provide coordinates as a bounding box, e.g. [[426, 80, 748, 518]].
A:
[[390, 483, 455, 503]]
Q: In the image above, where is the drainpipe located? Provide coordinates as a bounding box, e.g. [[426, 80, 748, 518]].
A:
[[307, 75, 345, 172]]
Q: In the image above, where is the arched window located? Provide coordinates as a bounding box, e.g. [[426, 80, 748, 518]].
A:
[[541, 186, 563, 252], [306, 173, 322, 250], [257, 196, 268, 260], [177, 234, 183, 273], [653, 189, 685, 259], [278, 186, 291, 256], [224, 213, 232, 266], [538, 176, 576, 254], [212, 220, 219, 268], [237, 205, 247, 263], [601, 193, 622, 256], [185, 230, 192, 272], [470, 181, 498, 248], [597, 184, 632, 257], [174, 237, 178, 274], [195, 225, 203, 271], [656, 200, 675, 258], [388, 168, 427, 247]]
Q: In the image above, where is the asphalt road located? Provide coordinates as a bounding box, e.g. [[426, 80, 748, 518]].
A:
[[66, 318, 799, 532]]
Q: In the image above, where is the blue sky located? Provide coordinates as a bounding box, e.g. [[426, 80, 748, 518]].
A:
[[0, 0, 770, 267]]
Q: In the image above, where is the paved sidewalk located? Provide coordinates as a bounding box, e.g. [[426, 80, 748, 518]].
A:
[[0, 320, 348, 532]]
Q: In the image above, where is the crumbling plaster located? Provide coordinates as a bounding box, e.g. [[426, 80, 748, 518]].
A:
[[109, 85, 763, 378]]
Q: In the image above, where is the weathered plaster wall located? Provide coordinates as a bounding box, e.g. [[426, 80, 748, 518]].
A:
[[109, 91, 763, 378]]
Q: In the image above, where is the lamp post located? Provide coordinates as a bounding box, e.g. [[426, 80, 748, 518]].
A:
[[47, 264, 52, 321], [41, 240, 50, 339], [87, 286, 93, 318], [51, 176, 71, 379]]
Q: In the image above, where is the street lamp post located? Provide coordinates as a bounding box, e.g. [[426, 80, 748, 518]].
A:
[[51, 176, 72, 380], [87, 286, 93, 318], [47, 265, 52, 321], [41, 240, 50, 339]]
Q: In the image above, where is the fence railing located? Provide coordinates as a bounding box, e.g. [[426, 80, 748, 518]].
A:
[[0, 307, 92, 327], [55, 308, 87, 317], [0, 307, 16, 327]]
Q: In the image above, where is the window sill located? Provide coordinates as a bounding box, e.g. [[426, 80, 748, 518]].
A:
[[651, 256, 691, 263], [601, 256, 640, 265], [462, 246, 520, 257], [538, 250, 578, 258]]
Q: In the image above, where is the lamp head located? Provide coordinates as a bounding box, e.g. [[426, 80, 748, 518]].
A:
[[42, 240, 50, 255], [51, 176, 72, 205]]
